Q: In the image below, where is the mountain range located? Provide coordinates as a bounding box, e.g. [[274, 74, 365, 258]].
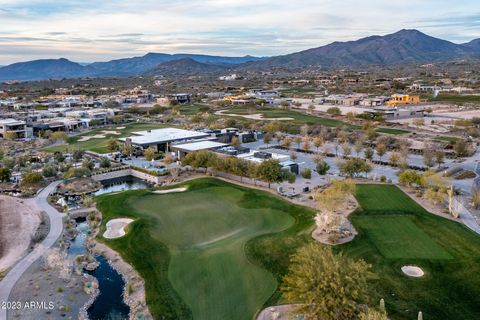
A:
[[0, 29, 479, 81]]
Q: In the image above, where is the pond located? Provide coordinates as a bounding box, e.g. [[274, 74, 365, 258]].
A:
[[66, 176, 151, 319], [94, 176, 152, 196], [68, 220, 130, 320]]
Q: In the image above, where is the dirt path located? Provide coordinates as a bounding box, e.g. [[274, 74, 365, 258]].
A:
[[0, 196, 42, 272], [0, 181, 63, 320]]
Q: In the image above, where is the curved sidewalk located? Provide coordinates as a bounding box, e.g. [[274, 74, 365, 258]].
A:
[[0, 181, 63, 320]]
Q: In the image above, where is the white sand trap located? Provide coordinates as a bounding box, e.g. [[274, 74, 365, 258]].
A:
[[401, 265, 425, 277], [116, 126, 126, 129], [102, 130, 121, 135], [78, 134, 106, 142], [153, 187, 187, 194], [103, 218, 134, 239]]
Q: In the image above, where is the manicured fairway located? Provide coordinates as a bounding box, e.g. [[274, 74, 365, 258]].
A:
[[224, 106, 409, 135], [353, 216, 452, 259], [342, 184, 480, 320], [43, 122, 169, 153], [96, 178, 314, 320]]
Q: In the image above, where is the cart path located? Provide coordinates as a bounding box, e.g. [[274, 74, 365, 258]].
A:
[[0, 181, 63, 320]]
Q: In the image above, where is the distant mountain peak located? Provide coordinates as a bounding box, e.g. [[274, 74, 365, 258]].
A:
[[1, 29, 479, 81], [240, 29, 480, 70]]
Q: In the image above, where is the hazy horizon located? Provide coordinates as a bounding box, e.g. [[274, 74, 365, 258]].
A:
[[0, 0, 478, 65]]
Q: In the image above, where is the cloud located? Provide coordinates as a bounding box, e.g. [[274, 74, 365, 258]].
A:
[[0, 0, 478, 64]]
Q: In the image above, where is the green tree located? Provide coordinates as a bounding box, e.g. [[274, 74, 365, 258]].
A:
[[231, 136, 241, 148], [53, 151, 65, 163], [263, 133, 272, 147], [63, 167, 91, 178], [339, 158, 372, 178], [282, 170, 296, 183], [0, 167, 11, 182], [423, 148, 435, 168], [181, 150, 218, 173], [4, 131, 17, 140], [435, 150, 445, 168], [454, 140, 468, 157], [326, 107, 341, 115], [144, 147, 156, 161], [316, 160, 330, 175], [42, 164, 57, 178], [282, 244, 371, 320], [313, 136, 323, 152], [256, 159, 283, 188], [301, 168, 312, 179], [399, 169, 422, 187], [72, 150, 85, 162], [389, 151, 401, 167], [2, 157, 15, 169], [49, 131, 68, 143], [107, 138, 120, 152], [364, 148, 374, 161], [82, 158, 95, 171], [21, 172, 43, 186], [375, 143, 387, 162], [100, 157, 111, 168]]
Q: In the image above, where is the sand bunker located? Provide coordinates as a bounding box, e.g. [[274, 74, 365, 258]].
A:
[[103, 218, 134, 239], [102, 130, 121, 135], [116, 126, 126, 129], [153, 187, 187, 194], [77, 134, 106, 142], [401, 265, 425, 277]]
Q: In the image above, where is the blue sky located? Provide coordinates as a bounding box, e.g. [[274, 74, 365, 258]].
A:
[[0, 0, 478, 64]]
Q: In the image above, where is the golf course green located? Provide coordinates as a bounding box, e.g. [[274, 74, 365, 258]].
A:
[[43, 122, 169, 153], [96, 179, 480, 320], [342, 184, 480, 320], [96, 178, 315, 320]]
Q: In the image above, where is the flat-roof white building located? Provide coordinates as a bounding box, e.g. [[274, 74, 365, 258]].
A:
[[171, 140, 228, 159], [0, 118, 27, 139], [120, 128, 210, 151]]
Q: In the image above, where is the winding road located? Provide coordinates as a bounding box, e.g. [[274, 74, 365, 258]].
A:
[[0, 181, 63, 320]]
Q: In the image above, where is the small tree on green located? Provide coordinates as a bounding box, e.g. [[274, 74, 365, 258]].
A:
[[282, 244, 371, 320]]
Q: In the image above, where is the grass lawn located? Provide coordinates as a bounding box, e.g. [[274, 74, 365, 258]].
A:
[[429, 94, 480, 104], [96, 178, 315, 320], [176, 104, 211, 116], [226, 106, 354, 128], [376, 128, 409, 135], [95, 179, 480, 320], [341, 184, 480, 320], [224, 106, 409, 135], [43, 122, 169, 153]]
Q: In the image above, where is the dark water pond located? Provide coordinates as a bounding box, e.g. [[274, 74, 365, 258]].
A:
[[69, 221, 129, 320], [94, 176, 152, 196]]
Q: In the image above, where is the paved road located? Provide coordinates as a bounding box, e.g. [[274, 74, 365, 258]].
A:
[[0, 181, 63, 320]]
